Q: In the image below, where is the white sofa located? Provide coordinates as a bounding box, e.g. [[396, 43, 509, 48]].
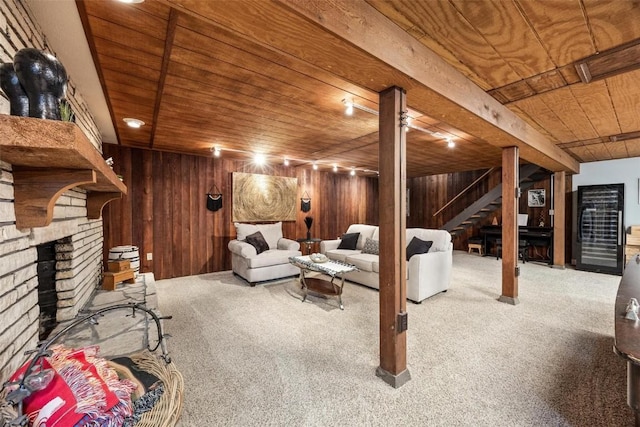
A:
[[320, 224, 452, 303], [228, 222, 301, 286]]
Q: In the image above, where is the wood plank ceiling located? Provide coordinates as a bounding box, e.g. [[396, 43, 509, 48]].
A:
[[77, 0, 640, 177]]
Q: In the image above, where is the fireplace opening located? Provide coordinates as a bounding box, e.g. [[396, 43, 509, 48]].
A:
[[36, 241, 58, 340]]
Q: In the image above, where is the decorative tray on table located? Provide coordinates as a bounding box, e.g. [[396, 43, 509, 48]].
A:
[[309, 253, 329, 263]]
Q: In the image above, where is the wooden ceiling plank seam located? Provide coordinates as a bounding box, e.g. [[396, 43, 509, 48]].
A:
[[537, 86, 598, 141], [603, 141, 629, 160], [450, 0, 555, 82], [154, 110, 354, 151], [162, 70, 375, 135], [101, 68, 160, 92], [582, 0, 640, 52], [82, 1, 170, 39], [169, 0, 421, 95], [510, 96, 574, 142], [83, 16, 166, 57], [365, 0, 493, 90], [568, 79, 621, 137], [625, 139, 640, 158], [149, 9, 178, 149], [75, 0, 123, 146], [514, 0, 595, 66], [170, 28, 384, 115], [97, 52, 163, 81], [607, 71, 640, 133], [176, 16, 382, 105], [393, 0, 520, 88], [577, 0, 598, 54], [91, 35, 163, 70], [159, 87, 376, 140]]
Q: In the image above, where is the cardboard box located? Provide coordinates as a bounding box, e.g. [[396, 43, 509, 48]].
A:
[[108, 260, 130, 272], [631, 225, 640, 235]]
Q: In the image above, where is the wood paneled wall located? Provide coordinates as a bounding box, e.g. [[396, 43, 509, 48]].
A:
[[103, 145, 571, 279], [102, 145, 378, 280]]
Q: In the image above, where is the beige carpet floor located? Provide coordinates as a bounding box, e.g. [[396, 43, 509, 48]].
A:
[[155, 251, 634, 426]]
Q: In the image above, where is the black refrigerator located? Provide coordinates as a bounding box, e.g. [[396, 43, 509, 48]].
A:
[[576, 183, 625, 275]]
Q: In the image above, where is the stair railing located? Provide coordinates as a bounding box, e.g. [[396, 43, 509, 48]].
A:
[[432, 167, 497, 217]]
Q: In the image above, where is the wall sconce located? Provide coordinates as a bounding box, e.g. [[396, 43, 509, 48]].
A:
[[333, 164, 338, 172], [312, 162, 318, 170], [284, 158, 290, 166], [212, 147, 221, 157], [447, 138, 455, 148]]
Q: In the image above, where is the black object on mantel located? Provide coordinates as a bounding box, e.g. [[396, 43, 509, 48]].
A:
[[3, 48, 68, 120], [0, 63, 29, 116]]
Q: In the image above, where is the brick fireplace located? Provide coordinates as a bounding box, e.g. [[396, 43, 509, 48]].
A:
[[0, 169, 105, 382]]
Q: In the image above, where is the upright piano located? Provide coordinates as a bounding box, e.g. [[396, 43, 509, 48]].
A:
[[480, 225, 554, 264]]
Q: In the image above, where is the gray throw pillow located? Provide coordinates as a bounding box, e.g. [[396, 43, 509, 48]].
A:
[[361, 237, 380, 255], [406, 237, 433, 261], [338, 232, 360, 250], [245, 231, 269, 255]]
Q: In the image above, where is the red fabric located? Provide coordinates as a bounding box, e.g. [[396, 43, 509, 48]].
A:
[[8, 346, 126, 426]]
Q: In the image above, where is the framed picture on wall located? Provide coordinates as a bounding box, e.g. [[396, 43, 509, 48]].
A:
[[528, 189, 546, 207]]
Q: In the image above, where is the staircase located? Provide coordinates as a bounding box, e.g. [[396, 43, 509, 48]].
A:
[[442, 164, 548, 237]]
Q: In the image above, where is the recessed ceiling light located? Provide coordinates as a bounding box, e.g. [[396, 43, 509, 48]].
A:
[[123, 117, 144, 128]]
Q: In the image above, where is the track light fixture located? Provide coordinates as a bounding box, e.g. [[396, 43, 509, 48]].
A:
[[342, 98, 378, 116], [341, 99, 456, 147]]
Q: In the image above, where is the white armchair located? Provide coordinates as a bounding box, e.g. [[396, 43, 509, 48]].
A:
[[228, 222, 301, 286]]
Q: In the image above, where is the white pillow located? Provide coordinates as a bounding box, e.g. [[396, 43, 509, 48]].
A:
[[256, 222, 283, 249], [234, 222, 283, 249]]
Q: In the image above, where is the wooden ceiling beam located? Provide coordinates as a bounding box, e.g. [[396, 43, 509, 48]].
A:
[[150, 9, 179, 149], [274, 0, 579, 174]]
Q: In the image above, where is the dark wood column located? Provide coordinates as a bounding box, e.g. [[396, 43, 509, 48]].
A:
[[499, 147, 520, 305], [376, 86, 410, 388], [553, 171, 566, 268]]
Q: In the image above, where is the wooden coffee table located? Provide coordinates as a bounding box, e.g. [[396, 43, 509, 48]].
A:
[[289, 255, 357, 310]]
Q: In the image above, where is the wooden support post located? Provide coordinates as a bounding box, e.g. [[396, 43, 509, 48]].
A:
[[376, 86, 410, 388], [553, 171, 566, 268], [499, 147, 520, 305]]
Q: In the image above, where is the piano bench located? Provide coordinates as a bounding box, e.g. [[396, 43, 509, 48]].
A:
[[468, 243, 483, 256]]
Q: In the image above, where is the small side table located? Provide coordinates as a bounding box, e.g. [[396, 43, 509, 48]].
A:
[[296, 238, 322, 255]]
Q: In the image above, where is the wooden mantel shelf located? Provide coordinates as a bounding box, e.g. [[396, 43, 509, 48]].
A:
[[0, 115, 127, 229]]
